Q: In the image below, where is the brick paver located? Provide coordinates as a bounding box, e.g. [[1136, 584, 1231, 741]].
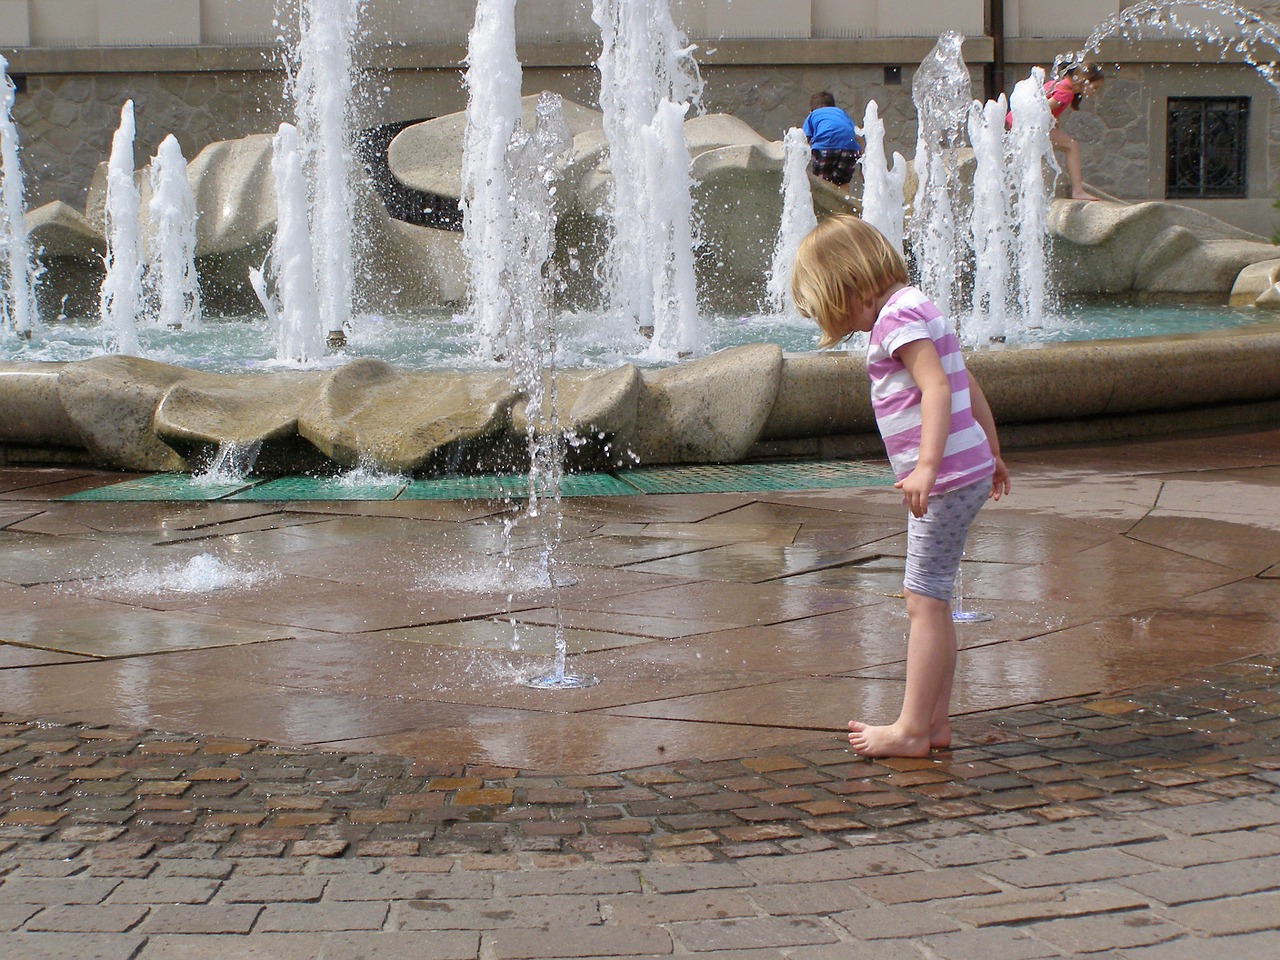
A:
[[1, 654, 1276, 955]]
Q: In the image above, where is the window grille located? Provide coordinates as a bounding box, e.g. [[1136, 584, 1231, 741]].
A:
[[1166, 97, 1248, 199]]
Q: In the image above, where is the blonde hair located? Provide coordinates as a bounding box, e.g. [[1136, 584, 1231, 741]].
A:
[[790, 215, 908, 348]]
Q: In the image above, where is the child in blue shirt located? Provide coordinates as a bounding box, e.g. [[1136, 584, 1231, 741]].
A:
[[802, 91, 863, 193]]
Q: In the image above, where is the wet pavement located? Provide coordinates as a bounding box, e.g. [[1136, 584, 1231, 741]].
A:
[[1, 425, 1279, 958]]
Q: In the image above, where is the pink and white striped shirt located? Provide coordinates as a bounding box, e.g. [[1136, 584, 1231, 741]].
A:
[[867, 287, 995, 493]]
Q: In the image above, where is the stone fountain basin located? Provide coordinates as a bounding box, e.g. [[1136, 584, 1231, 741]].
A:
[[3, 321, 1279, 474]]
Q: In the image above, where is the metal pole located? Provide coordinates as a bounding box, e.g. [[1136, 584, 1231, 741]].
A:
[[985, 0, 1007, 101]]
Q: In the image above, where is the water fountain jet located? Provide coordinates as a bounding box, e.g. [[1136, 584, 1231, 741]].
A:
[[966, 95, 1012, 342], [2, 12, 1280, 477], [265, 123, 325, 364], [287, 0, 365, 350], [859, 100, 907, 255], [146, 135, 202, 332], [592, 0, 703, 357], [1007, 71, 1056, 334], [910, 31, 970, 321], [502, 95, 596, 690], [461, 0, 522, 361], [765, 127, 817, 316], [0, 55, 36, 341], [99, 100, 143, 356]]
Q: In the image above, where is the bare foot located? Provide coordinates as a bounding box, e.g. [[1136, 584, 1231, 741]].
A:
[[931, 722, 952, 751], [847, 720, 931, 758], [1071, 191, 1100, 201]]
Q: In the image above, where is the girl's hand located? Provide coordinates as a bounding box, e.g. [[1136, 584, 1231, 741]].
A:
[[895, 466, 936, 518], [989, 457, 1011, 500]]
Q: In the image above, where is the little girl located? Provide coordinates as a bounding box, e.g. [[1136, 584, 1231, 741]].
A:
[[1009, 61, 1107, 200], [790, 215, 1010, 758]]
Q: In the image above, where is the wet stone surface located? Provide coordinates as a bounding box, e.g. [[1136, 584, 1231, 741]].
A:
[[1, 656, 1277, 863], [0, 656, 1278, 957], [0, 426, 1279, 955]]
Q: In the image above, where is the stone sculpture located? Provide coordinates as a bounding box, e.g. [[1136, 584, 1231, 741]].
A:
[[4, 324, 1280, 474], [5, 98, 1280, 475]]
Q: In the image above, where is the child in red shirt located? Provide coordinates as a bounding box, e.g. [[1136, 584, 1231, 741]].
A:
[[1010, 62, 1106, 200]]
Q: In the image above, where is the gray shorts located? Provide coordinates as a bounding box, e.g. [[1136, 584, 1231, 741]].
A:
[[903, 478, 990, 601]]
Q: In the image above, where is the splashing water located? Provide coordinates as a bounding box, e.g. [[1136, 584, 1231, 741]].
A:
[[289, 0, 364, 343], [461, 0, 522, 359], [0, 55, 36, 338], [859, 100, 907, 254], [966, 95, 1011, 342], [99, 100, 142, 355], [1070, 1, 1280, 95], [336, 456, 408, 488], [421, 554, 552, 595], [592, 0, 703, 358], [191, 440, 262, 486], [910, 32, 971, 321], [765, 127, 817, 315], [146, 135, 202, 331], [502, 94, 596, 690], [1008, 69, 1056, 334], [101, 553, 275, 596], [267, 122, 324, 363]]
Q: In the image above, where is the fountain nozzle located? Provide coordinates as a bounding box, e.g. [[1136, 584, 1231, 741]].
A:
[[326, 330, 347, 349]]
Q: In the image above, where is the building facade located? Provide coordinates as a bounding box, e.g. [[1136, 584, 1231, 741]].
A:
[[1, 0, 1278, 233]]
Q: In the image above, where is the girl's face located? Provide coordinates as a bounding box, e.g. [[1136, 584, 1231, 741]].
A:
[[841, 295, 878, 337]]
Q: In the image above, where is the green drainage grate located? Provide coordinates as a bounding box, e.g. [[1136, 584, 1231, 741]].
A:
[[60, 460, 894, 502], [616, 460, 895, 494], [401, 472, 639, 501], [61, 474, 259, 502], [227, 477, 407, 501]]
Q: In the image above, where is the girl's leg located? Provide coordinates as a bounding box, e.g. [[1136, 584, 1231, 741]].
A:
[[849, 480, 989, 758], [929, 612, 958, 750], [848, 588, 956, 758], [1050, 128, 1097, 200]]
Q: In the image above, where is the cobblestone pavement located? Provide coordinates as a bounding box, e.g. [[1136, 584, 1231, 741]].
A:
[[2, 654, 1279, 958], [2, 426, 1280, 957]]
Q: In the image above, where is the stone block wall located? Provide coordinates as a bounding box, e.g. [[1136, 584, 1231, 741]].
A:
[[1033, 60, 1280, 205], [6, 38, 1279, 234], [14, 70, 287, 208], [7, 49, 941, 213], [699, 62, 939, 159], [1054, 70, 1147, 199]]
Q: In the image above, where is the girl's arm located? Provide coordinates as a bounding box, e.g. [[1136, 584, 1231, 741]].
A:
[[966, 370, 1010, 500], [895, 339, 951, 518]]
